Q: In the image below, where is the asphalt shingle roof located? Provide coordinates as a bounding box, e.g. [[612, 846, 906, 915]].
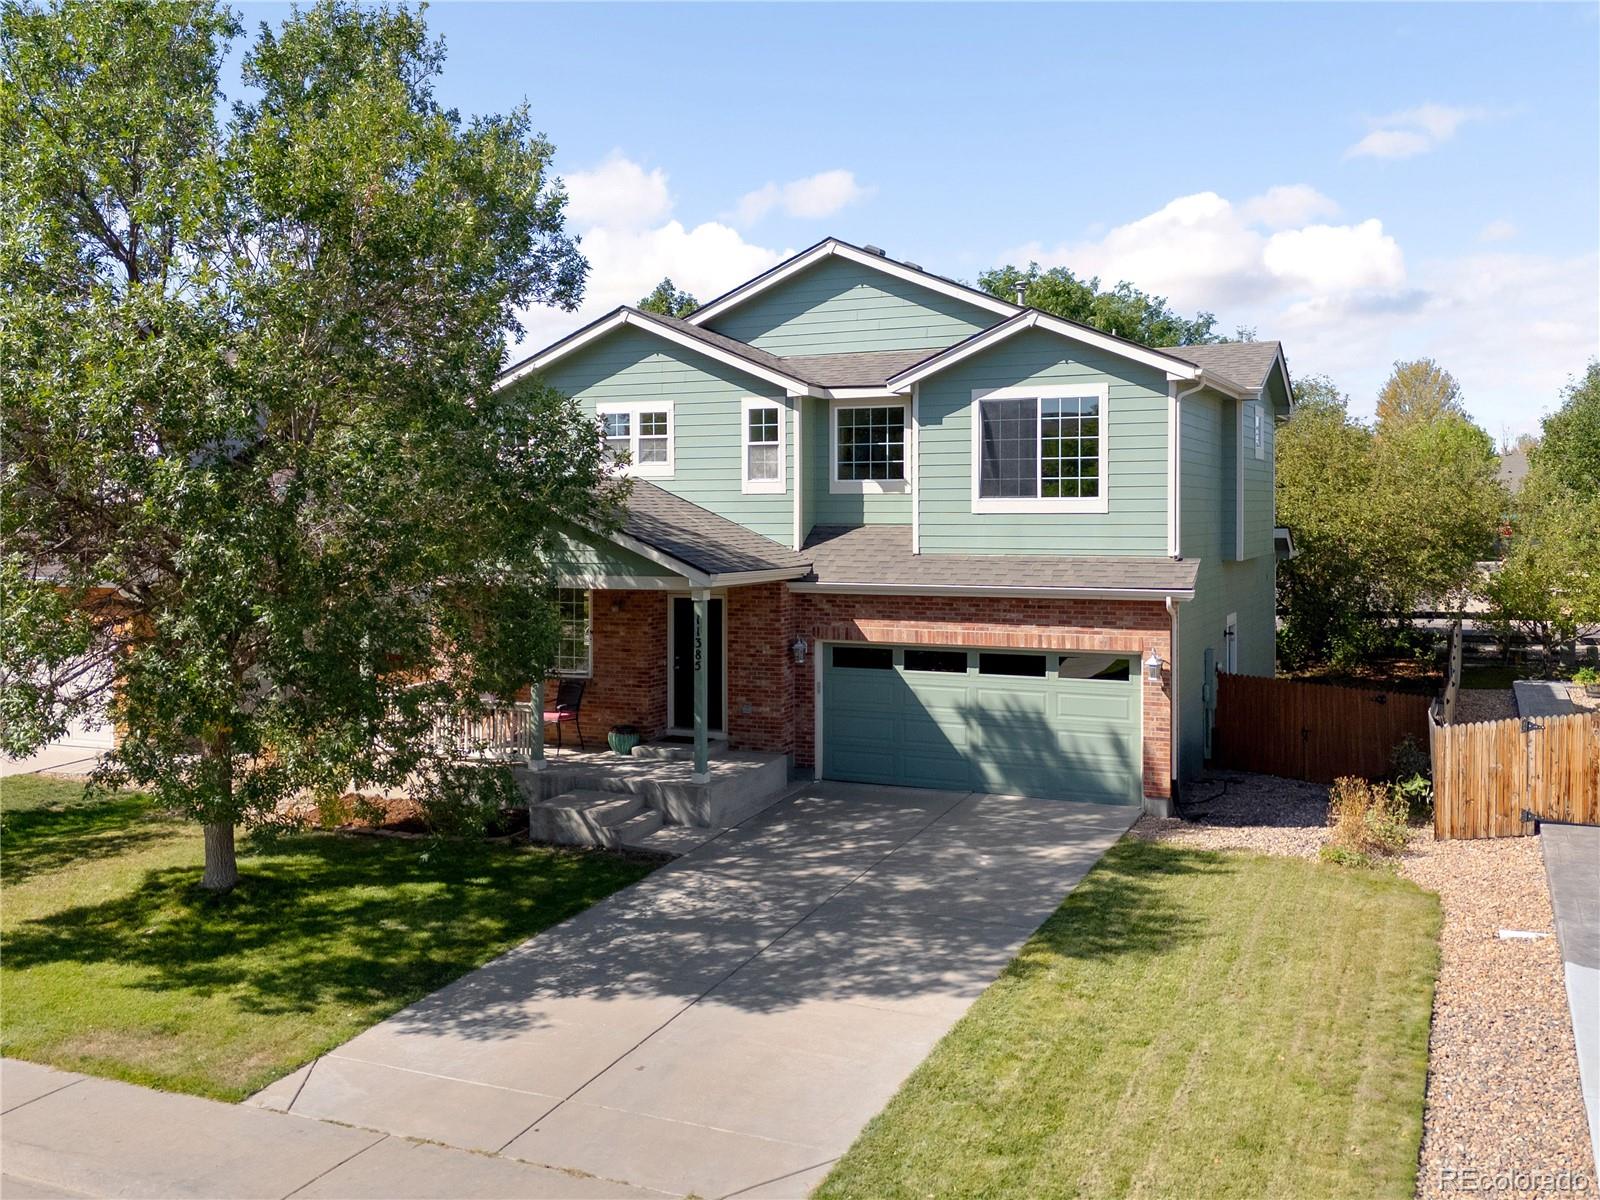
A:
[[623, 480, 809, 577], [803, 525, 1199, 593], [1158, 341, 1283, 391], [775, 348, 935, 387]]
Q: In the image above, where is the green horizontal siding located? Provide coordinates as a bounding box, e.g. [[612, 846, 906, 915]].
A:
[[548, 525, 675, 580], [706, 256, 996, 355], [916, 328, 1170, 555], [807, 395, 912, 527], [537, 326, 795, 546]]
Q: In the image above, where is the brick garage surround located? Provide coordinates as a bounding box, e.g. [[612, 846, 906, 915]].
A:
[[792, 593, 1173, 801], [725, 582, 797, 755]]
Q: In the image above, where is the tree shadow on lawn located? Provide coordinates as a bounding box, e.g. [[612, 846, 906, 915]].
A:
[[1004, 840, 1239, 982], [1, 797, 178, 885], [0, 833, 653, 1018]]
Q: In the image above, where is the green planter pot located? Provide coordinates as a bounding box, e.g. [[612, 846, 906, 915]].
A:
[[608, 725, 641, 757]]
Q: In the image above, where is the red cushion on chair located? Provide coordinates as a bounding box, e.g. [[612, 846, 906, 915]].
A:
[[543, 710, 574, 723]]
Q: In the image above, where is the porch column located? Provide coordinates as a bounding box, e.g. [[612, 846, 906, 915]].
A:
[[528, 673, 546, 771], [692, 588, 711, 782]]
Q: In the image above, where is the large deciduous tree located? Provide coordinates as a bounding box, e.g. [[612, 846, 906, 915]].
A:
[[1, 0, 615, 890], [977, 264, 1222, 346], [1374, 358, 1466, 432], [1275, 373, 1502, 668], [1484, 362, 1600, 668], [637, 277, 698, 318]]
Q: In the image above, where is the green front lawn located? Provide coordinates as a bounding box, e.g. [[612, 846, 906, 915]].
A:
[[818, 840, 1441, 1200], [0, 774, 653, 1100]]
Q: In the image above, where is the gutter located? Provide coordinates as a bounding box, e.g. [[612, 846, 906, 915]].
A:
[[787, 582, 1196, 602]]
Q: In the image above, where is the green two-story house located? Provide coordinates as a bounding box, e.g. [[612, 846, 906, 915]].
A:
[[501, 238, 1293, 815]]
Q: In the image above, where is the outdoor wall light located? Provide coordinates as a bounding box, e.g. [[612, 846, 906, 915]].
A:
[[791, 637, 809, 665], [1143, 648, 1165, 683]]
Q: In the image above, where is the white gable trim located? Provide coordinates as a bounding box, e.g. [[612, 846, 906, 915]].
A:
[[686, 239, 1019, 328], [497, 309, 818, 395], [886, 310, 1239, 393]]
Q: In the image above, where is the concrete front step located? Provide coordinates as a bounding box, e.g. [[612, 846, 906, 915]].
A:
[[528, 790, 649, 848], [630, 739, 730, 763], [515, 752, 790, 830]]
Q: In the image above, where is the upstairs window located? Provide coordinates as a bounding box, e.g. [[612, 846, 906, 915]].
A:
[[741, 399, 786, 494], [832, 402, 908, 493], [596, 402, 673, 478], [1249, 401, 1265, 460], [971, 386, 1109, 514]]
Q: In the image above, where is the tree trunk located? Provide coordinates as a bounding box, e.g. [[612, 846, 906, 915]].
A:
[[201, 822, 238, 892]]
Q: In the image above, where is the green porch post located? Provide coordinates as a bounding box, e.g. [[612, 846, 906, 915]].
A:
[[692, 589, 710, 782], [528, 673, 546, 770]]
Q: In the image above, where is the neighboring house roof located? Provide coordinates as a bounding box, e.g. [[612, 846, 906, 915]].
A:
[[620, 480, 810, 580], [686, 237, 1021, 328], [1497, 448, 1530, 493], [799, 525, 1199, 598], [1159, 341, 1288, 395]]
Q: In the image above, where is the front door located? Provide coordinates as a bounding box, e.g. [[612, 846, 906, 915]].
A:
[[670, 597, 725, 733]]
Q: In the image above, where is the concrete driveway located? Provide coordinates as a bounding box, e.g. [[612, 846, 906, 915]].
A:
[[253, 782, 1136, 1198]]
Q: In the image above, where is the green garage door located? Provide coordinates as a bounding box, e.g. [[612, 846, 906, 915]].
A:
[[822, 644, 1142, 804]]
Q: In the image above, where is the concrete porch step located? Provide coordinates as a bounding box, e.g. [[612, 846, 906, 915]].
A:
[[514, 752, 791, 830], [528, 790, 650, 848], [631, 739, 731, 763]]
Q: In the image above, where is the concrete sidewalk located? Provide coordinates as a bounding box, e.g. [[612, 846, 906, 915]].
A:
[[0, 1058, 661, 1199], [1542, 823, 1600, 1163]]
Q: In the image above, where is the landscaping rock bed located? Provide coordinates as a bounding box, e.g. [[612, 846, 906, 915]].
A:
[[1402, 833, 1595, 1196], [1135, 772, 1595, 1195], [1451, 687, 1518, 724]]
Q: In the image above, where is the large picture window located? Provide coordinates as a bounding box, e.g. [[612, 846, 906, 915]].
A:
[[596, 402, 673, 478], [554, 588, 591, 676], [971, 386, 1109, 513], [832, 402, 907, 493]]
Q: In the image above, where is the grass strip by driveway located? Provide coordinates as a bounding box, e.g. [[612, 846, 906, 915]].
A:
[[818, 839, 1441, 1200], [0, 774, 654, 1100]]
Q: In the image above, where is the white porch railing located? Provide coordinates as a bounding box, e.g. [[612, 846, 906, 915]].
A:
[[431, 700, 539, 764]]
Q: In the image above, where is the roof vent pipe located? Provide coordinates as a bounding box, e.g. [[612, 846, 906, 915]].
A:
[[1013, 283, 1027, 306]]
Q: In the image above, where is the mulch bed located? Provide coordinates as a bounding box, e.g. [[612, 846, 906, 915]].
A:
[[1133, 774, 1595, 1196]]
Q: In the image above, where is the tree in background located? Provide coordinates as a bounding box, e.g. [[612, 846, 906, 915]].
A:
[[977, 264, 1222, 345], [1484, 361, 1600, 669], [1276, 373, 1502, 668], [1375, 358, 1466, 432], [1532, 359, 1600, 495], [1, 0, 611, 891], [637, 277, 699, 318]]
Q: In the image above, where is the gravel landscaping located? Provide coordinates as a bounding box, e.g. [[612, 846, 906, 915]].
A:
[[1134, 773, 1595, 1196], [1452, 687, 1518, 724]]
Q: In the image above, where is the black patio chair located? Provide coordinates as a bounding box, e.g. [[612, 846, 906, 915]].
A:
[[543, 678, 587, 754]]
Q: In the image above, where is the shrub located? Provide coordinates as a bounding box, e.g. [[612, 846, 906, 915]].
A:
[[1327, 776, 1411, 861], [1573, 666, 1600, 686], [1389, 735, 1433, 822], [1318, 844, 1383, 870]]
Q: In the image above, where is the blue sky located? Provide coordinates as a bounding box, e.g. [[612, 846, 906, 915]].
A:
[[233, 2, 1599, 437]]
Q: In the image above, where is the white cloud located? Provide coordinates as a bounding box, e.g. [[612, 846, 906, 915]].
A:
[[1263, 219, 1406, 292], [997, 186, 1595, 439], [734, 169, 873, 226], [1345, 103, 1487, 160], [510, 154, 792, 355], [1239, 184, 1340, 229], [1478, 218, 1518, 243], [1006, 190, 1404, 309], [563, 151, 673, 231]]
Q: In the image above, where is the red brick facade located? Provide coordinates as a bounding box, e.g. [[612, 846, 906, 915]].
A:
[[549, 585, 1173, 802]]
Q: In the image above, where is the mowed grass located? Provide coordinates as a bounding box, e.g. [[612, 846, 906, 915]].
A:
[[0, 774, 654, 1100], [818, 840, 1441, 1200]]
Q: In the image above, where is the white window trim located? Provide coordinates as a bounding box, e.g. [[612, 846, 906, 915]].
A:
[[1250, 401, 1265, 460], [829, 397, 910, 495], [1223, 611, 1238, 674], [595, 400, 674, 479], [969, 384, 1111, 515], [740, 397, 787, 495], [555, 587, 592, 678]]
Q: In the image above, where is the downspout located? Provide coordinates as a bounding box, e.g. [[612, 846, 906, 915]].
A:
[[1166, 594, 1182, 808]]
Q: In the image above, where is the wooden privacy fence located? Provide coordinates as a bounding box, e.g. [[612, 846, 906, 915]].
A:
[[1212, 673, 1434, 783], [1431, 711, 1600, 839]]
